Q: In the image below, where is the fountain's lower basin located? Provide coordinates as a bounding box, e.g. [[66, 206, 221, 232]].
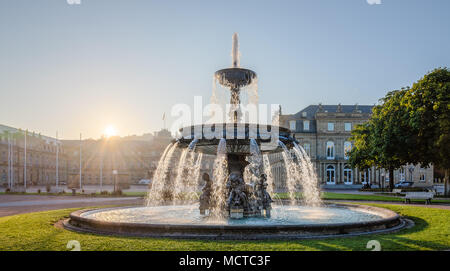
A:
[[65, 204, 404, 239]]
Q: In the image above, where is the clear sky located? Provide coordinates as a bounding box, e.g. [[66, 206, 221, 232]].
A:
[[0, 0, 449, 139]]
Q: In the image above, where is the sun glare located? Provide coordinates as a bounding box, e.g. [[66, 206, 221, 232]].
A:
[[104, 125, 118, 138]]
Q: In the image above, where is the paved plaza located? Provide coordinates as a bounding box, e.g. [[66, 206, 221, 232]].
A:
[[0, 194, 142, 217]]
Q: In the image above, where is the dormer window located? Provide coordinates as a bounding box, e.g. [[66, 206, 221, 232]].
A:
[[302, 112, 307, 117]]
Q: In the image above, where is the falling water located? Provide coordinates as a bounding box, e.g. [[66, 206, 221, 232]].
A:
[[189, 152, 203, 192], [179, 152, 202, 202], [232, 33, 240, 68], [146, 142, 179, 206], [278, 141, 299, 205], [211, 77, 219, 105], [173, 139, 199, 202], [173, 148, 190, 202], [244, 139, 263, 185], [248, 77, 259, 106], [292, 143, 322, 206], [262, 154, 274, 196], [210, 138, 228, 218]]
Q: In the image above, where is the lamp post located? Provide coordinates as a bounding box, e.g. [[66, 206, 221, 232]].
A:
[[112, 169, 118, 193], [100, 154, 103, 192]]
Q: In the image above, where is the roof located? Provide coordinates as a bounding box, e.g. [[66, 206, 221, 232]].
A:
[[0, 124, 59, 144], [292, 104, 374, 119]]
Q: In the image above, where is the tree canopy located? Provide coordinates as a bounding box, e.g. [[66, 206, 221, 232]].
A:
[[349, 67, 450, 192]]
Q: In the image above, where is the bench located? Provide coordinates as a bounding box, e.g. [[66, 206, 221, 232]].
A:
[[48, 188, 65, 194], [81, 189, 97, 195], [404, 192, 434, 204]]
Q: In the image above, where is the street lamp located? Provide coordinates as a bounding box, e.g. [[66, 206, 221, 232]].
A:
[[112, 169, 118, 193]]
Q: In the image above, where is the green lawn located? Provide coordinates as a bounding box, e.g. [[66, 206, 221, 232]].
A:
[[0, 204, 448, 251], [2, 191, 449, 204], [277, 192, 450, 204]]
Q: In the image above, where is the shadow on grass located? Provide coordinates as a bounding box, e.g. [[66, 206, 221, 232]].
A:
[[296, 215, 448, 251]]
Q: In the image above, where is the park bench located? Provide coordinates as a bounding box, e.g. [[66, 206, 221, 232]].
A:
[[81, 189, 97, 195], [404, 192, 434, 204], [49, 188, 65, 194]]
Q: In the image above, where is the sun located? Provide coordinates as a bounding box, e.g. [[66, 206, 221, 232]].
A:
[[104, 125, 118, 138]]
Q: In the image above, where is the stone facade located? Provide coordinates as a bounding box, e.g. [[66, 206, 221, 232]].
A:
[[0, 125, 68, 189], [62, 129, 174, 188], [273, 104, 434, 189]]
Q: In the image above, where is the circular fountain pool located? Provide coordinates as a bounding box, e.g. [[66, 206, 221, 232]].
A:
[[65, 204, 404, 239]]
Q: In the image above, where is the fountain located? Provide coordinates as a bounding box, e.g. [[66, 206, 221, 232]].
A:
[[65, 34, 405, 239]]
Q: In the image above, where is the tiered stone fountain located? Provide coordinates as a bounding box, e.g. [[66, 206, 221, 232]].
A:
[[65, 34, 405, 239]]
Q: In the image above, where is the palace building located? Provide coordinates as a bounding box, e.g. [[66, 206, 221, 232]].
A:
[[0, 124, 68, 190], [275, 104, 434, 189]]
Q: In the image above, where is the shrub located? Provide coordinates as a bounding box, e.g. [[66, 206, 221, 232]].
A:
[[112, 189, 122, 196]]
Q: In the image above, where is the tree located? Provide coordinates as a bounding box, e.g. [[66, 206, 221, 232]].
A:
[[350, 68, 450, 193], [349, 90, 412, 190], [403, 68, 450, 195]]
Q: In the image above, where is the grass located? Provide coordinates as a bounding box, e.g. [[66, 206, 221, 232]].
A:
[[0, 203, 448, 251], [276, 192, 450, 204], [2, 190, 450, 204]]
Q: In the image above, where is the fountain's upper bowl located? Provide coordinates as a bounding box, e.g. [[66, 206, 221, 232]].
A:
[[215, 68, 257, 89], [177, 123, 296, 155]]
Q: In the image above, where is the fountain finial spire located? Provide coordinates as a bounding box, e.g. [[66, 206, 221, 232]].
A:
[[232, 33, 239, 68]]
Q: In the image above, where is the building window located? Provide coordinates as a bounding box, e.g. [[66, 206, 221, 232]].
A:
[[327, 122, 334, 131], [419, 173, 426, 182], [361, 169, 371, 184], [345, 122, 352, 131], [303, 143, 311, 156], [302, 112, 307, 117], [399, 168, 405, 181], [344, 141, 352, 160], [326, 141, 334, 159], [344, 165, 353, 184], [303, 120, 310, 131], [326, 165, 335, 184], [289, 120, 296, 131]]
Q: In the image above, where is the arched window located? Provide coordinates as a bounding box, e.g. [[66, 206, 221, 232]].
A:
[[326, 165, 335, 184], [419, 172, 426, 182], [344, 141, 352, 160], [343, 165, 353, 184], [326, 141, 334, 159]]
